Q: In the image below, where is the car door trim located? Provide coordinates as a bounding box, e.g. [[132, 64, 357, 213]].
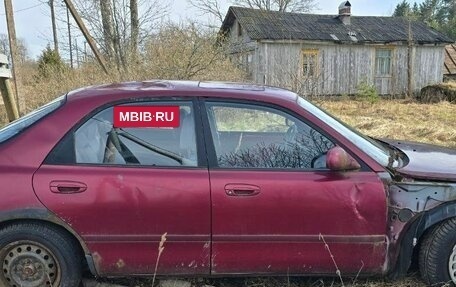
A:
[[213, 234, 386, 243], [83, 234, 210, 242]]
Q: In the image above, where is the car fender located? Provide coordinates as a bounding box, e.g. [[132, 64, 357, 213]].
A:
[[0, 208, 98, 276], [389, 201, 456, 279]]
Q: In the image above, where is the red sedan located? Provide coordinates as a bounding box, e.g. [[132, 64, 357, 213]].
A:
[[0, 81, 455, 287]]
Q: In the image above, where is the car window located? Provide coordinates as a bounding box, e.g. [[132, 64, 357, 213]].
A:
[[0, 95, 65, 144], [206, 102, 335, 169], [72, 102, 198, 167], [297, 97, 393, 167]]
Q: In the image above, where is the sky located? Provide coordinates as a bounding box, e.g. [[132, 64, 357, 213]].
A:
[[0, 0, 425, 60]]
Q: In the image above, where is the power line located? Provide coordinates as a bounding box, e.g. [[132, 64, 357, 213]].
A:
[[0, 2, 46, 16]]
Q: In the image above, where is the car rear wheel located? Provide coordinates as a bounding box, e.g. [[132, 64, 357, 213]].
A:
[[0, 223, 81, 287], [419, 218, 456, 286]]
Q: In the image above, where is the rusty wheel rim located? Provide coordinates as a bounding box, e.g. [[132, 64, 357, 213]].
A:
[[1, 241, 61, 287]]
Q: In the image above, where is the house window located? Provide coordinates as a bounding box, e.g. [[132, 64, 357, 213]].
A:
[[237, 22, 243, 38], [375, 49, 393, 76], [301, 49, 318, 77]]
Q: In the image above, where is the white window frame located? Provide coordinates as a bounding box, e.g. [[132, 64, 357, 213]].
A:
[[375, 48, 393, 77]]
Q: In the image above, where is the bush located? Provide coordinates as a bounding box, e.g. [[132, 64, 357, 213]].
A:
[[37, 46, 68, 79], [356, 80, 379, 104]]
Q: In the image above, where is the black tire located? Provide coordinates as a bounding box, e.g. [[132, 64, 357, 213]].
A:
[[0, 222, 82, 287], [419, 218, 456, 286]]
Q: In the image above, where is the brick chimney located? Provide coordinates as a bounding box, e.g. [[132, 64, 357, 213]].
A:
[[338, 1, 351, 25]]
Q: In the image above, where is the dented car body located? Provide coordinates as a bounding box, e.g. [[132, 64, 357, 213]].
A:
[[0, 81, 454, 287]]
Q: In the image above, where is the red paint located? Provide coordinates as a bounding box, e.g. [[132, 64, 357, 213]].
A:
[[0, 81, 452, 279], [326, 146, 361, 171], [113, 106, 180, 128], [33, 165, 211, 275], [210, 170, 388, 274]]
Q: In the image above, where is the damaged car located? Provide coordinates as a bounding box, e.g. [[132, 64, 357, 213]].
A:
[[0, 81, 454, 287]]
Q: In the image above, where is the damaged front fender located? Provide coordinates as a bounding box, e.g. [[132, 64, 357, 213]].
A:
[[387, 180, 456, 278]]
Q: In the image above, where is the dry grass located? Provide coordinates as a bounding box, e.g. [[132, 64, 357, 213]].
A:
[[443, 80, 456, 89], [101, 275, 428, 287], [316, 99, 456, 149], [207, 276, 428, 287]]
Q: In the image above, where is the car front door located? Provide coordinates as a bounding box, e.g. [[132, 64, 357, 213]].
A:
[[203, 100, 388, 276], [33, 99, 211, 276]]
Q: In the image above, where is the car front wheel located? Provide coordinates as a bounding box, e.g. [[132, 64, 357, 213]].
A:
[[0, 223, 82, 287], [420, 217, 456, 286]]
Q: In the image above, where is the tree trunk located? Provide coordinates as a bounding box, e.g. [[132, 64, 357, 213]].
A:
[[130, 0, 139, 61], [111, 0, 127, 71], [50, 0, 59, 56], [100, 0, 115, 60]]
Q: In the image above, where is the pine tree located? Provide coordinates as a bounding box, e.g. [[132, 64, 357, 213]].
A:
[[393, 0, 412, 16], [37, 45, 68, 78]]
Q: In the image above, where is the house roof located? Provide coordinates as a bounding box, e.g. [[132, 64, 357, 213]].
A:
[[221, 6, 454, 44], [444, 44, 456, 75]]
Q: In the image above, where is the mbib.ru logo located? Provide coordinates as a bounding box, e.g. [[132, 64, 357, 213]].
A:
[[113, 106, 180, 128]]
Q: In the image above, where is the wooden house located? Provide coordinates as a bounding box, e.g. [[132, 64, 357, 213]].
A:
[[220, 1, 454, 95], [444, 44, 456, 81]]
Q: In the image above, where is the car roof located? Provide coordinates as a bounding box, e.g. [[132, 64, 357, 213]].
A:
[[66, 80, 299, 104]]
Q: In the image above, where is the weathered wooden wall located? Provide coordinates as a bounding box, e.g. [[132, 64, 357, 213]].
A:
[[248, 41, 445, 96]]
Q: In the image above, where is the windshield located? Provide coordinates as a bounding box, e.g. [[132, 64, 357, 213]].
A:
[[0, 95, 66, 144], [297, 97, 396, 168]]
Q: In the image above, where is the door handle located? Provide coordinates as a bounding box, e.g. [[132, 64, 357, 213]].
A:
[[225, 184, 260, 197], [50, 181, 87, 194]]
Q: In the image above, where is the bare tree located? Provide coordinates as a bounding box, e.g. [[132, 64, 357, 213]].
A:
[[53, 0, 170, 71], [130, 0, 139, 58], [234, 0, 316, 12], [189, 0, 225, 24], [272, 0, 317, 12], [100, 0, 115, 59], [0, 34, 29, 64], [142, 22, 245, 81], [0, 35, 9, 57], [189, 0, 317, 26], [50, 0, 59, 55]]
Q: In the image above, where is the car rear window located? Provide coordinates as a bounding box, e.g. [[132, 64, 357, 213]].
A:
[[0, 95, 66, 144]]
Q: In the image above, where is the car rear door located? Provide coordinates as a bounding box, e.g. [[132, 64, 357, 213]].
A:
[[33, 99, 211, 276], [202, 99, 388, 276]]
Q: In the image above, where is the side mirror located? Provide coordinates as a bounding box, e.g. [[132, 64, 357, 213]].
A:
[[326, 146, 361, 171]]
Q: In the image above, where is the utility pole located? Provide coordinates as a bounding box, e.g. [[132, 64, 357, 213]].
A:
[[4, 0, 25, 114], [63, 0, 109, 75], [50, 0, 59, 55], [66, 7, 73, 69]]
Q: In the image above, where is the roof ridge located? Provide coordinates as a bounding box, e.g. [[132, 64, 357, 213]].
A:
[[223, 6, 453, 44], [229, 6, 423, 18]]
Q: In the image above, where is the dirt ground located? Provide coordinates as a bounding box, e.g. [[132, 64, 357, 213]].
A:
[[85, 275, 430, 287]]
